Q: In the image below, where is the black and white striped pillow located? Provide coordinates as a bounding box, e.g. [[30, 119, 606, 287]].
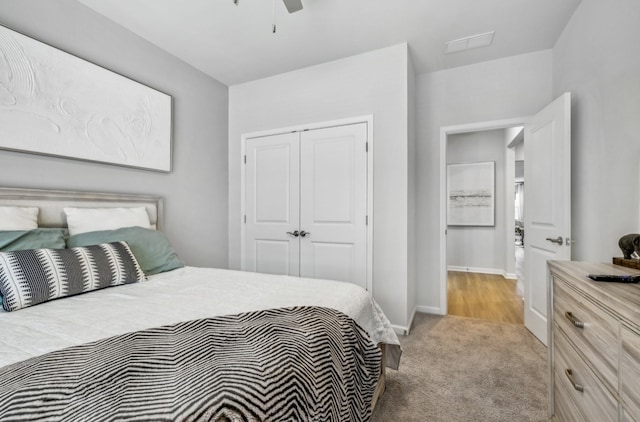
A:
[[0, 242, 145, 312]]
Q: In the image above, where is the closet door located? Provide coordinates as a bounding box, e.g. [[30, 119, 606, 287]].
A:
[[244, 132, 300, 276], [299, 123, 368, 288]]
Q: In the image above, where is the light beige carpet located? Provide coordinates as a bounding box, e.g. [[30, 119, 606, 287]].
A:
[[371, 313, 548, 421]]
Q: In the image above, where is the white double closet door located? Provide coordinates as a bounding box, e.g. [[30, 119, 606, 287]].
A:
[[243, 122, 368, 289]]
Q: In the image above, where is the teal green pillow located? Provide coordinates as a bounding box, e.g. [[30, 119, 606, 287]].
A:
[[0, 228, 67, 252], [66, 226, 184, 275]]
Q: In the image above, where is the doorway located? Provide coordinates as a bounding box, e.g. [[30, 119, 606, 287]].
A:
[[443, 124, 525, 324], [510, 128, 525, 299], [439, 93, 572, 345]]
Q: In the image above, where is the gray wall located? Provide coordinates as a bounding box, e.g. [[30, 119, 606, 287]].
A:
[[553, 0, 640, 261], [407, 50, 417, 325], [6, 0, 636, 320], [446, 129, 507, 273], [229, 44, 412, 329], [416, 0, 640, 311], [0, 0, 229, 267], [415, 50, 553, 311]]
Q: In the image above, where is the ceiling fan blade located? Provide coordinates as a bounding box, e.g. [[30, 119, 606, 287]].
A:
[[282, 0, 303, 13]]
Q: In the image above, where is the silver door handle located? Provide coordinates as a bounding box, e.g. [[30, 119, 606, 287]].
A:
[[546, 236, 563, 245], [300, 230, 310, 237], [286, 230, 299, 237]]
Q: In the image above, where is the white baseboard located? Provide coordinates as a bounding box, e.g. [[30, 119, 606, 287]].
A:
[[406, 306, 417, 335], [449, 266, 516, 280], [392, 306, 428, 335], [448, 265, 503, 275], [391, 324, 409, 335], [416, 305, 443, 315]]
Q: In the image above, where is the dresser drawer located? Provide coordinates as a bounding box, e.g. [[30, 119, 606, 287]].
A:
[[553, 276, 618, 389], [554, 371, 587, 422], [553, 329, 617, 422], [621, 325, 640, 418], [622, 407, 637, 422]]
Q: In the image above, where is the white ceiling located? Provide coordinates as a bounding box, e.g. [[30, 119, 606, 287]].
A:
[[77, 0, 582, 86]]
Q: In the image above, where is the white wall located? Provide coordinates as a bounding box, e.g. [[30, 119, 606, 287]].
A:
[[553, 0, 640, 261], [515, 145, 525, 162], [0, 0, 229, 268], [407, 50, 417, 327], [416, 50, 553, 311], [229, 44, 412, 329], [446, 130, 507, 273]]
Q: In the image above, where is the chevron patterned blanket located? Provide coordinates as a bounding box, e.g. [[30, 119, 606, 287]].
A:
[[0, 306, 382, 421]]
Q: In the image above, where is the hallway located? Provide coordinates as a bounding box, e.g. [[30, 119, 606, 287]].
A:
[[447, 271, 524, 324]]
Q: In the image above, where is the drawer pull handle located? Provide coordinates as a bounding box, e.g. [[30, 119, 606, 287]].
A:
[[565, 369, 584, 392], [565, 311, 584, 329]]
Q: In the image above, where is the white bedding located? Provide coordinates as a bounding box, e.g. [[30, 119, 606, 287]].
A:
[[0, 266, 401, 369]]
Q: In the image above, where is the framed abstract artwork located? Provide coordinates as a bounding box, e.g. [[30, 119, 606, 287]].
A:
[[0, 24, 172, 172], [447, 161, 495, 226]]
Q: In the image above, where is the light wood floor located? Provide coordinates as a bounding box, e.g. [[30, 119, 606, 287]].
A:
[[447, 271, 524, 325]]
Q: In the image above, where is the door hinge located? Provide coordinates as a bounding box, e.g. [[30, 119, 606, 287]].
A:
[[365, 142, 368, 153], [366, 215, 368, 225], [244, 215, 246, 223], [244, 155, 246, 164]]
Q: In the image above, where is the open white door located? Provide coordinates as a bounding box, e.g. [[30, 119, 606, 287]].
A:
[[524, 92, 571, 345]]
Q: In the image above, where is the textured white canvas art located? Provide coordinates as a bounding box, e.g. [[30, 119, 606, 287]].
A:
[[447, 161, 495, 226], [0, 25, 172, 171]]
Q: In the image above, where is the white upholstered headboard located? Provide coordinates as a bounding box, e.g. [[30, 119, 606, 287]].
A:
[[0, 187, 163, 230]]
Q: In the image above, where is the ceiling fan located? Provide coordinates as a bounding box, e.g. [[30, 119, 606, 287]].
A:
[[232, 0, 303, 14], [282, 0, 303, 14], [233, 0, 303, 33]]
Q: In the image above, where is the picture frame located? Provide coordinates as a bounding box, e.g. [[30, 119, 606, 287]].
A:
[[0, 24, 172, 172], [447, 161, 495, 226]]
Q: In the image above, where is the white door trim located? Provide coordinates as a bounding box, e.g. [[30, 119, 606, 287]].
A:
[[438, 116, 530, 315], [240, 115, 374, 293]]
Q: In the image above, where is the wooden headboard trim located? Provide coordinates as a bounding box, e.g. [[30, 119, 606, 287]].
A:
[[0, 187, 163, 230]]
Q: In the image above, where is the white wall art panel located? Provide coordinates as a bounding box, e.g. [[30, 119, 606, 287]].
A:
[[447, 161, 495, 226], [0, 25, 172, 171]]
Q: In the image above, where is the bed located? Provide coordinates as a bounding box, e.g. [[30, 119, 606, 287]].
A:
[[0, 187, 401, 421]]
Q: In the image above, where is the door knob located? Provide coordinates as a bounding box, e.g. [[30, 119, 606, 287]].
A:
[[546, 236, 563, 245], [286, 230, 299, 237], [300, 230, 310, 237]]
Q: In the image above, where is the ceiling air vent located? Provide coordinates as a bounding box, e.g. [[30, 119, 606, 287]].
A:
[[445, 31, 495, 54]]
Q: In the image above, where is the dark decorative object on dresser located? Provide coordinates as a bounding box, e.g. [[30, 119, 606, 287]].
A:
[[614, 233, 640, 269], [612, 257, 640, 270], [618, 233, 640, 259]]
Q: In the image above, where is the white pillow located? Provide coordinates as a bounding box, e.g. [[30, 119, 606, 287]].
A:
[[0, 206, 39, 230], [64, 207, 151, 236]]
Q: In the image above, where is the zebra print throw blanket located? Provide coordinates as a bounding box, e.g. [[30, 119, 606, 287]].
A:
[[0, 306, 381, 421]]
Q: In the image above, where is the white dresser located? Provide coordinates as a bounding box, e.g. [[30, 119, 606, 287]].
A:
[[548, 261, 640, 421]]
